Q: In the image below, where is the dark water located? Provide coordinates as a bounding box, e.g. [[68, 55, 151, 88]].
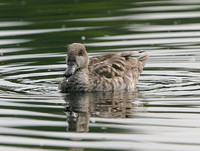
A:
[[1, 0, 200, 150]]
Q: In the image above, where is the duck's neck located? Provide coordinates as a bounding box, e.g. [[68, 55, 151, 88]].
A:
[[74, 67, 89, 77]]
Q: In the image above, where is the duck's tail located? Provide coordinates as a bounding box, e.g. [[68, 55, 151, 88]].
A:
[[138, 51, 149, 68], [118, 50, 149, 67]]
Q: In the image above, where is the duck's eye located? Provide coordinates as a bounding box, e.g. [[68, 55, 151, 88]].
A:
[[79, 49, 84, 56]]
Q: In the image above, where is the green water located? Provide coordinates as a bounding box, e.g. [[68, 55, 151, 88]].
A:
[[1, 0, 200, 150]]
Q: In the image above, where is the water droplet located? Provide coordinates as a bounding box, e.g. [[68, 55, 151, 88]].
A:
[[81, 36, 86, 41]]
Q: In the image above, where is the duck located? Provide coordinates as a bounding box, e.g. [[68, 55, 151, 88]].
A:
[[59, 43, 149, 92]]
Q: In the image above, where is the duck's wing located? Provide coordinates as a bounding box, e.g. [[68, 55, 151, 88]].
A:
[[89, 51, 149, 78], [89, 51, 138, 64]]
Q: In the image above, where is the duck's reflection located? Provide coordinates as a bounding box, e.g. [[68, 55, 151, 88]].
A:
[[62, 91, 145, 132], [63, 92, 90, 132]]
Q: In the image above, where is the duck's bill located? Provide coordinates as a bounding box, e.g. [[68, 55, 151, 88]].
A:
[[64, 61, 78, 78]]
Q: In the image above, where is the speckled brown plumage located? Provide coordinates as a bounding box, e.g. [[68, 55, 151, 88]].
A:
[[59, 43, 149, 92]]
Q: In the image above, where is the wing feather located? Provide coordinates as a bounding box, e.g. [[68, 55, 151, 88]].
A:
[[89, 51, 148, 79]]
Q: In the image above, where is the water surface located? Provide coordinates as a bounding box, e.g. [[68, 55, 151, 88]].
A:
[[1, 0, 200, 150]]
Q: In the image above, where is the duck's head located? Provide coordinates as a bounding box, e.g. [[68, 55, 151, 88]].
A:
[[64, 43, 89, 78]]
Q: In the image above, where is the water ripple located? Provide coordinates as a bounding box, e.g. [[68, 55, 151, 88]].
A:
[[69, 11, 200, 22], [126, 23, 200, 32], [1, 0, 200, 150], [0, 39, 31, 46], [0, 27, 101, 37], [0, 21, 31, 27], [85, 37, 200, 47]]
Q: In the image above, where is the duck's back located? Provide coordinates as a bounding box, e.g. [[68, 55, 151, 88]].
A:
[[88, 51, 149, 91]]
